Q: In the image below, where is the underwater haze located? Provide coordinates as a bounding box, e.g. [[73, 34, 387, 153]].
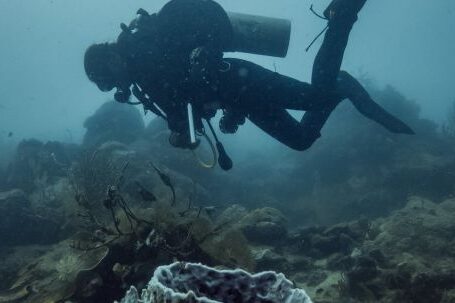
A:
[[0, 0, 454, 142], [1, 0, 455, 302]]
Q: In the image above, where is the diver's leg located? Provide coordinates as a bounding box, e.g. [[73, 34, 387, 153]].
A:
[[287, 0, 368, 140], [247, 107, 324, 151], [299, 105, 339, 138], [312, 0, 367, 91], [228, 59, 330, 111], [249, 72, 332, 111], [294, 0, 367, 137], [337, 71, 415, 134], [234, 59, 344, 145]]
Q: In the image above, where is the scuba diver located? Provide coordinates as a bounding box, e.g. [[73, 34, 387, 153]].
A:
[[84, 0, 414, 170]]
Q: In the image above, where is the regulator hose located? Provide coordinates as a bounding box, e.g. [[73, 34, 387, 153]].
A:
[[191, 132, 217, 169], [206, 119, 233, 171]]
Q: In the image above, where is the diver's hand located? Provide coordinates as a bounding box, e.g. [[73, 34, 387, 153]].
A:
[[169, 132, 200, 150]]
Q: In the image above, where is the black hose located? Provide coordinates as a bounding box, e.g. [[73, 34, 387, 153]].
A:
[[206, 119, 233, 170]]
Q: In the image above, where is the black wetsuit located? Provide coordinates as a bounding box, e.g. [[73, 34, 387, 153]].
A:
[[118, 0, 413, 151]]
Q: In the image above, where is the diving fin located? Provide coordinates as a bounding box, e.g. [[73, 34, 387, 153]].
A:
[[350, 96, 415, 135], [337, 72, 415, 135]]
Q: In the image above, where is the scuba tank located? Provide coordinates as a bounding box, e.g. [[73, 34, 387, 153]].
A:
[[157, 0, 292, 58], [226, 12, 291, 58]]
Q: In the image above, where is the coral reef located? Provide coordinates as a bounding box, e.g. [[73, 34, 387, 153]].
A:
[[118, 262, 312, 303], [1, 92, 455, 303], [0, 240, 109, 303], [268, 197, 455, 303]]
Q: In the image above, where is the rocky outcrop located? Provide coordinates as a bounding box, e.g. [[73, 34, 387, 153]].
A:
[[83, 101, 145, 148], [0, 189, 61, 245], [6, 139, 77, 192], [280, 197, 455, 302]]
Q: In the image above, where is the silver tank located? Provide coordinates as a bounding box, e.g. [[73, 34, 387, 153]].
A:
[[226, 12, 291, 58]]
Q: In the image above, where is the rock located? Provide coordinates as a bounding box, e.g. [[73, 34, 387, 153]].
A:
[[83, 101, 145, 148], [74, 271, 104, 299], [294, 270, 328, 287], [372, 197, 455, 269], [347, 256, 379, 283], [403, 271, 455, 303], [288, 220, 368, 258], [301, 272, 344, 303], [239, 207, 287, 245], [310, 233, 355, 257], [0, 188, 30, 208], [0, 167, 6, 191], [327, 196, 455, 302], [252, 247, 288, 272], [6, 139, 45, 191], [324, 219, 371, 243], [0, 189, 61, 245], [6, 139, 77, 192], [143, 118, 169, 141], [287, 254, 313, 272], [216, 204, 249, 226], [113, 263, 131, 280], [383, 269, 411, 290], [326, 253, 353, 271], [367, 249, 387, 267], [441, 289, 455, 303]]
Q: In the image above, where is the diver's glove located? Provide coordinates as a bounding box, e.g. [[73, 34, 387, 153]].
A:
[[168, 132, 200, 150], [219, 110, 246, 134]]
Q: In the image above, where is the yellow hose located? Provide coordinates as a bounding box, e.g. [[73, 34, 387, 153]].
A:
[[191, 132, 217, 169]]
